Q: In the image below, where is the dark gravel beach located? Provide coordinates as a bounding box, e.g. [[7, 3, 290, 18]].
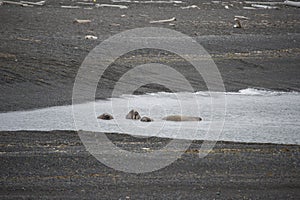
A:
[[1, 131, 300, 199], [0, 0, 299, 112], [0, 0, 300, 199]]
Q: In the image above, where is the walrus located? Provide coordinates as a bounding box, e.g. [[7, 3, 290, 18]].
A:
[[140, 116, 153, 122], [126, 109, 141, 120], [162, 115, 202, 122], [97, 113, 114, 120]]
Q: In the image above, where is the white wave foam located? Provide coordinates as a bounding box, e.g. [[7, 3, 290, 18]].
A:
[[236, 88, 297, 96], [145, 88, 298, 97]]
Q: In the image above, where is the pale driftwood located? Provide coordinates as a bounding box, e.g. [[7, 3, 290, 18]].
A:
[[244, 1, 283, 5], [150, 17, 176, 24], [20, 1, 45, 6], [60, 6, 80, 9], [243, 6, 257, 10], [181, 5, 200, 9], [74, 19, 92, 24], [3, 1, 32, 7], [76, 2, 94, 6], [111, 0, 183, 3], [138, 0, 183, 3], [284, 0, 300, 8], [234, 15, 249, 20], [251, 4, 279, 9], [61, 5, 80, 9], [96, 4, 128, 9], [111, 0, 131, 2]]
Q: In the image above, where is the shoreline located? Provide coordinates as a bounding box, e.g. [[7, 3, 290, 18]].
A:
[[2, 130, 300, 146]]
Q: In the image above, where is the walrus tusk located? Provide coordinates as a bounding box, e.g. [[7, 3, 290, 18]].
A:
[[162, 115, 202, 122], [126, 109, 141, 120]]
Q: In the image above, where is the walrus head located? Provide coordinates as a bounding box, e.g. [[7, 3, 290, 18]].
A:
[[97, 113, 114, 120], [126, 109, 141, 120], [140, 116, 153, 122]]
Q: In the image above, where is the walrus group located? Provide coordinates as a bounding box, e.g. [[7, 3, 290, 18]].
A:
[[98, 109, 202, 122]]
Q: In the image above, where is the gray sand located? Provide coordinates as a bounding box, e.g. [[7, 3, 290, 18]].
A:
[[0, 0, 299, 112], [0, 131, 299, 199]]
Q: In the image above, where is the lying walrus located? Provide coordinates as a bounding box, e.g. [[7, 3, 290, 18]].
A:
[[97, 113, 114, 120], [126, 109, 141, 120], [162, 115, 202, 122], [140, 116, 153, 122]]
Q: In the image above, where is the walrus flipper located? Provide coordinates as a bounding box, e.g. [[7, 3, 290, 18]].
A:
[[162, 115, 202, 121]]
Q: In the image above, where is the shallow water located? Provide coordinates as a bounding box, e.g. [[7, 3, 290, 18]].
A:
[[0, 88, 299, 144]]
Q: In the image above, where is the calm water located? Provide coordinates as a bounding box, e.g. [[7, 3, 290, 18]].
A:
[[0, 88, 299, 144]]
